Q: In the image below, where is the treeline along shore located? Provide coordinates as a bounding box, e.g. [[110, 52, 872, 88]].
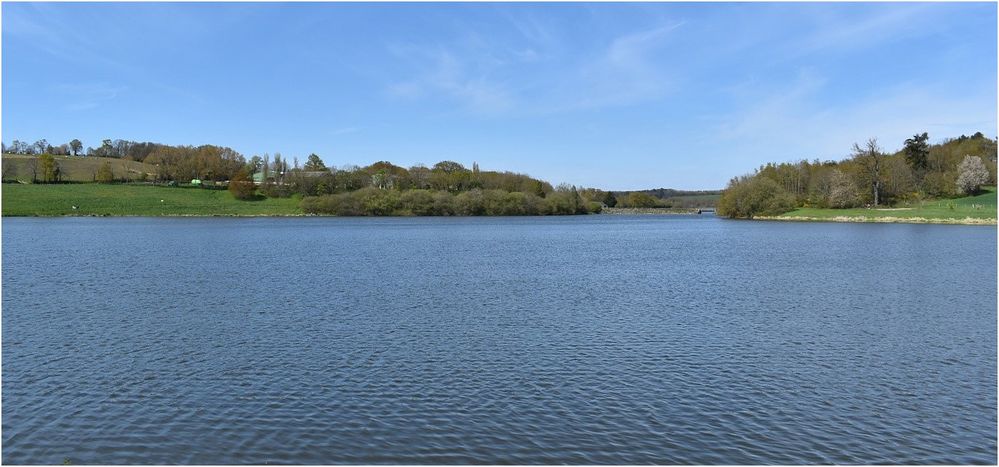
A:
[[716, 132, 998, 224], [10, 132, 991, 223], [1, 137, 719, 217]]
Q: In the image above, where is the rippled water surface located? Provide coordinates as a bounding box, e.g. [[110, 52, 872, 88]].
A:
[[2, 216, 996, 464]]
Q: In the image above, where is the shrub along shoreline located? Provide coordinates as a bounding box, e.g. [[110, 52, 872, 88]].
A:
[[3, 183, 993, 223], [1, 183, 603, 217], [301, 187, 601, 216]]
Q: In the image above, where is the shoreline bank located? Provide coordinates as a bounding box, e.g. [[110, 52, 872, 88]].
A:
[[601, 207, 702, 215], [755, 215, 996, 225]]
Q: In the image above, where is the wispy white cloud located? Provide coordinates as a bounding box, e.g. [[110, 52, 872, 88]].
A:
[[713, 73, 996, 173], [783, 4, 936, 59], [52, 83, 126, 112], [607, 22, 684, 64], [3, 4, 129, 71], [567, 21, 684, 109], [385, 45, 516, 115], [502, 10, 561, 54], [817, 84, 997, 150], [5, 4, 209, 108], [714, 68, 828, 140], [384, 20, 685, 115]]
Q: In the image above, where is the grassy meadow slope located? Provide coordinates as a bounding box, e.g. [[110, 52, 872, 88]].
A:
[[2, 154, 158, 182]]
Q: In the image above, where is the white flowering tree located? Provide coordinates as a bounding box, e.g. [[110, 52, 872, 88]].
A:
[[956, 155, 990, 195]]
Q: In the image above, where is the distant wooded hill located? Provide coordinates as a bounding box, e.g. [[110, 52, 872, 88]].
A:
[[610, 189, 722, 208]]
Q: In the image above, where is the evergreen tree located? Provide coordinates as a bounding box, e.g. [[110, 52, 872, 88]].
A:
[[904, 132, 930, 172]]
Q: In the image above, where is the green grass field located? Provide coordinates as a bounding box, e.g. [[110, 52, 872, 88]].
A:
[[777, 186, 996, 223], [2, 183, 302, 216]]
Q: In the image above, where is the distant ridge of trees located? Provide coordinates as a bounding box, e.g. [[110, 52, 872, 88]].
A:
[[4, 138, 245, 183], [620, 188, 723, 199], [717, 132, 999, 218], [2, 137, 621, 215], [610, 188, 723, 209]]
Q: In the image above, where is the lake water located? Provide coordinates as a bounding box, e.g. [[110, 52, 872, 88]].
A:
[[2, 216, 996, 464]]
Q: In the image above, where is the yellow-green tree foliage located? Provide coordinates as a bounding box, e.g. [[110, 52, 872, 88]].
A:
[[717, 176, 795, 218], [39, 154, 59, 183], [619, 192, 661, 208], [95, 161, 114, 183]]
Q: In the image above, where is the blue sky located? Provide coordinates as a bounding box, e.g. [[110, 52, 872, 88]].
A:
[[3, 2, 996, 190]]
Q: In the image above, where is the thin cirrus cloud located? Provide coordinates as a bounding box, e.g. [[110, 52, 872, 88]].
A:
[[385, 45, 516, 115], [2, 4, 129, 73], [789, 3, 935, 58], [568, 21, 684, 110], [384, 20, 685, 116], [52, 83, 127, 112], [711, 77, 996, 177]]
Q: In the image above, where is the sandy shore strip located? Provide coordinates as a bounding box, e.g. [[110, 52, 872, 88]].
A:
[[755, 215, 996, 225]]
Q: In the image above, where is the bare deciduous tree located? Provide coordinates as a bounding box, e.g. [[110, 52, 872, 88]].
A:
[[25, 157, 38, 183], [852, 138, 884, 206]]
